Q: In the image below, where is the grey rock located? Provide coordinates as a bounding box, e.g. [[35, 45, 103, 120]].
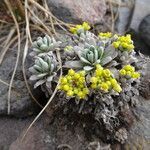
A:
[[0, 116, 33, 149], [0, 47, 40, 117], [139, 15, 150, 48], [130, 0, 150, 32], [124, 97, 150, 149], [128, 29, 150, 56], [9, 113, 89, 150], [116, 0, 134, 34], [47, 0, 106, 24]]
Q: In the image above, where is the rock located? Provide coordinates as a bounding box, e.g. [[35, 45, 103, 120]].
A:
[[0, 47, 42, 117], [128, 29, 150, 56], [47, 0, 106, 24], [130, 0, 150, 32], [116, 1, 134, 34], [124, 97, 150, 149], [9, 113, 89, 150], [0, 116, 33, 149], [139, 15, 150, 48]]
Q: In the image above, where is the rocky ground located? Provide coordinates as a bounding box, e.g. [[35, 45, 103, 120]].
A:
[[0, 0, 150, 149]]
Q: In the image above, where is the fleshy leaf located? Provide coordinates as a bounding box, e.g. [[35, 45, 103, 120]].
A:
[[64, 61, 83, 69], [83, 66, 93, 71], [34, 80, 46, 88]]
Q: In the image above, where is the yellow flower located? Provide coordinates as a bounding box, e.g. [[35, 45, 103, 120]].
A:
[[79, 70, 86, 76], [112, 34, 134, 52], [96, 64, 103, 69], [103, 69, 112, 77], [127, 44, 134, 50], [90, 67, 121, 93], [132, 72, 140, 79], [63, 85, 70, 91], [67, 90, 74, 97], [120, 65, 140, 80], [66, 75, 72, 81], [113, 42, 120, 48], [99, 32, 112, 39], [59, 70, 89, 99], [91, 83, 97, 89], [69, 27, 77, 34], [90, 77, 98, 83], [100, 82, 109, 92], [68, 69, 75, 76], [106, 81, 111, 87], [64, 45, 73, 51], [74, 73, 80, 79], [95, 69, 103, 76], [121, 42, 128, 48], [110, 78, 117, 86], [119, 69, 126, 76], [83, 88, 89, 94], [124, 65, 135, 72], [113, 84, 122, 93], [69, 22, 90, 34], [60, 77, 68, 84], [78, 91, 86, 99], [82, 22, 91, 30], [126, 71, 132, 76]]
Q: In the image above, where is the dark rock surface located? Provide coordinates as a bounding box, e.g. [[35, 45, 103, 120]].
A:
[[139, 15, 150, 48], [47, 0, 106, 24], [0, 47, 42, 117], [9, 113, 90, 150], [0, 116, 33, 150], [129, 29, 150, 56], [124, 97, 150, 149]]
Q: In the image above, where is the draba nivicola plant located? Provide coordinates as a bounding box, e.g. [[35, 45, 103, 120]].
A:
[[29, 22, 145, 143]]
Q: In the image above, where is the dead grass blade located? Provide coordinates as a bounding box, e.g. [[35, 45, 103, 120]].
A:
[[27, 6, 53, 36], [28, 0, 72, 30], [0, 28, 15, 65], [0, 79, 10, 87], [4, 0, 21, 115]]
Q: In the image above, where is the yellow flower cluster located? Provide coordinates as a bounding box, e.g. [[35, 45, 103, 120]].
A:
[[58, 69, 89, 99], [99, 32, 112, 39], [69, 22, 90, 34], [90, 64, 122, 93], [112, 34, 134, 52], [119, 65, 140, 79], [64, 45, 73, 51]]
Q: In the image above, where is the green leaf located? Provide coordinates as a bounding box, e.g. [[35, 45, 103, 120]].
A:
[[40, 44, 49, 51], [101, 56, 112, 65], [64, 61, 83, 69], [87, 52, 94, 63], [80, 57, 91, 65], [83, 66, 93, 71], [34, 79, 45, 88], [34, 65, 43, 72], [47, 76, 53, 82], [43, 36, 48, 45], [94, 48, 98, 62], [37, 38, 43, 46], [37, 73, 48, 78], [30, 75, 39, 81]]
